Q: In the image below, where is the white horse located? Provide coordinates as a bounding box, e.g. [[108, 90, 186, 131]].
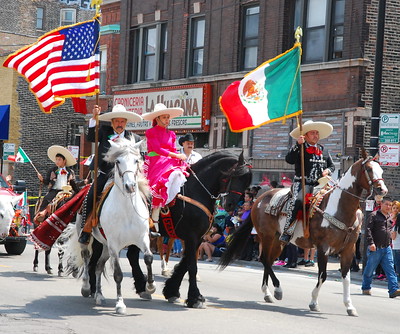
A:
[[68, 137, 155, 314], [0, 194, 24, 239]]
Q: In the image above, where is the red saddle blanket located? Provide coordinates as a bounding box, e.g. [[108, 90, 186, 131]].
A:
[[30, 185, 90, 251]]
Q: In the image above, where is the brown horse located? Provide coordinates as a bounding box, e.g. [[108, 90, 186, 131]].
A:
[[220, 150, 387, 316]]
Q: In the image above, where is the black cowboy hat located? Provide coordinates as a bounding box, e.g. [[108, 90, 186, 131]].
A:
[[178, 133, 195, 146]]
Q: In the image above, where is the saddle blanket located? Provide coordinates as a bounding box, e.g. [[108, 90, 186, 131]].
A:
[[264, 188, 291, 216], [29, 185, 90, 251]]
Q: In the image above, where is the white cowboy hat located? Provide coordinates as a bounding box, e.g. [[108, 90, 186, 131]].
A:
[[290, 120, 333, 140], [141, 103, 183, 121], [98, 104, 142, 123], [47, 145, 76, 167]]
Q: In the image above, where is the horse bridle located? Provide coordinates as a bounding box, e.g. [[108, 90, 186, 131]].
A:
[[332, 156, 384, 202], [114, 158, 140, 191], [187, 164, 244, 200]]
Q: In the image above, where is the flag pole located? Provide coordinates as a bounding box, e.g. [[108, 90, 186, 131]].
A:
[[90, 0, 102, 227], [92, 94, 99, 227], [294, 27, 308, 238]]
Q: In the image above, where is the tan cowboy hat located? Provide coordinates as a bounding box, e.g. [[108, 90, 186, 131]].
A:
[[47, 145, 76, 167], [290, 120, 333, 140], [98, 104, 142, 123], [141, 103, 183, 121]]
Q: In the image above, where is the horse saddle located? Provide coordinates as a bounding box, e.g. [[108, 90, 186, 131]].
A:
[[264, 188, 291, 216], [264, 181, 333, 218]]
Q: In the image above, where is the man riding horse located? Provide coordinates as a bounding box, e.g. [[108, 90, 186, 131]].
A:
[[78, 104, 142, 244], [36, 145, 79, 222], [279, 120, 335, 245]]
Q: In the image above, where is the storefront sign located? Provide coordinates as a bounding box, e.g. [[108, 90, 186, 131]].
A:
[[379, 143, 400, 167], [113, 84, 211, 132]]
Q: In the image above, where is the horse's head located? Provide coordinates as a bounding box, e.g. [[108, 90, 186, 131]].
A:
[[0, 194, 24, 238], [104, 137, 144, 194], [359, 148, 388, 197], [222, 151, 253, 212]]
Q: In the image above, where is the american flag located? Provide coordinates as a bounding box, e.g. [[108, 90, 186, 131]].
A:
[[3, 17, 100, 113]]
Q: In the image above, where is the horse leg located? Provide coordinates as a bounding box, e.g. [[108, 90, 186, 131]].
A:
[[45, 249, 53, 274], [109, 253, 126, 314], [309, 249, 327, 312], [185, 241, 204, 308], [127, 245, 149, 299], [33, 250, 39, 272], [260, 235, 283, 302], [163, 254, 188, 303], [94, 244, 109, 306], [158, 237, 169, 277], [57, 244, 64, 277], [340, 246, 358, 317], [80, 244, 92, 298]]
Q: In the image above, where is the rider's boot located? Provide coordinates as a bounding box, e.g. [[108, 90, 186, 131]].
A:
[[78, 214, 94, 244], [279, 218, 296, 245], [149, 208, 161, 238]]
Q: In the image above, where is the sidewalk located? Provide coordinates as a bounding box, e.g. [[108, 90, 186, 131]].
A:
[[234, 256, 387, 288]]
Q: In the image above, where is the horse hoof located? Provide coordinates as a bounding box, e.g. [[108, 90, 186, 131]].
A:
[[274, 289, 283, 301], [309, 303, 320, 312], [167, 296, 180, 303], [81, 288, 91, 298], [264, 295, 274, 303], [347, 308, 358, 317], [33, 266, 38, 272], [192, 301, 205, 309], [146, 283, 156, 294], [161, 269, 171, 277], [139, 292, 152, 300], [46, 268, 53, 275], [116, 306, 127, 315], [58, 271, 63, 277]]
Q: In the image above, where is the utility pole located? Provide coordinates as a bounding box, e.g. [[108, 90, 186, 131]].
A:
[[369, 0, 386, 156], [363, 0, 386, 272]]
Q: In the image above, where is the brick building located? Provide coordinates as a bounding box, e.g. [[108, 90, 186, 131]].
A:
[[94, 0, 399, 196], [2, 0, 400, 199], [0, 0, 94, 197]]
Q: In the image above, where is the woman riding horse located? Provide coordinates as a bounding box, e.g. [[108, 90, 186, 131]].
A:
[[141, 103, 189, 232]]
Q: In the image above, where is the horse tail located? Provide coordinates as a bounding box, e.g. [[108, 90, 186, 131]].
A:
[[62, 218, 93, 277], [218, 215, 253, 270]]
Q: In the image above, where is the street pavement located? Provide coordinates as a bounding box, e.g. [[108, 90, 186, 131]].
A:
[[233, 255, 388, 289]]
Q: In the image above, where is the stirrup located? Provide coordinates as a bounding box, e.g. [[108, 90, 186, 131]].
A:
[[279, 233, 291, 245]]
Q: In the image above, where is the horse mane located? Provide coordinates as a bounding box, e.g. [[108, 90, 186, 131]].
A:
[[103, 137, 150, 198], [191, 151, 251, 177]]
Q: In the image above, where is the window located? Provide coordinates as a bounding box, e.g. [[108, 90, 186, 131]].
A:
[[295, 0, 345, 63], [224, 125, 242, 148], [60, 8, 76, 26], [36, 8, 44, 30], [129, 24, 168, 82], [99, 47, 107, 95], [188, 17, 205, 76], [241, 5, 259, 70]]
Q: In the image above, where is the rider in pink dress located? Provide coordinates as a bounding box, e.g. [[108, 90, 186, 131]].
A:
[[142, 104, 188, 231]]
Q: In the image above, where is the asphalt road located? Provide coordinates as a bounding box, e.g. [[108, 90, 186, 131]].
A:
[[0, 242, 399, 334]]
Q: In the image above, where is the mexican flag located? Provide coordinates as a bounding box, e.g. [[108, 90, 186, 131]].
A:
[[8, 147, 31, 163], [219, 43, 302, 132]]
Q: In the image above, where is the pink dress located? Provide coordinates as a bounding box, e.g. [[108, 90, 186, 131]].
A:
[[144, 125, 189, 208]]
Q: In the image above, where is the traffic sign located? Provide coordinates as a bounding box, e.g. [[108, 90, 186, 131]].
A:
[[379, 143, 400, 167], [2, 143, 15, 160], [380, 113, 400, 143]]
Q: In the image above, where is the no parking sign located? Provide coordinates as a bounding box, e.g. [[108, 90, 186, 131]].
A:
[[379, 143, 400, 166]]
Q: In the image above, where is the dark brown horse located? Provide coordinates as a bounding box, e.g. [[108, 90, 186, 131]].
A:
[[220, 150, 387, 316]]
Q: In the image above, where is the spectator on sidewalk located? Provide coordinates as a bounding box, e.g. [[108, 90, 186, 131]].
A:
[[361, 198, 400, 298], [391, 201, 400, 279], [297, 248, 316, 267]]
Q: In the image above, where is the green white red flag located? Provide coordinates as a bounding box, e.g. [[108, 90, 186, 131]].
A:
[[219, 43, 302, 132], [8, 147, 31, 163]]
